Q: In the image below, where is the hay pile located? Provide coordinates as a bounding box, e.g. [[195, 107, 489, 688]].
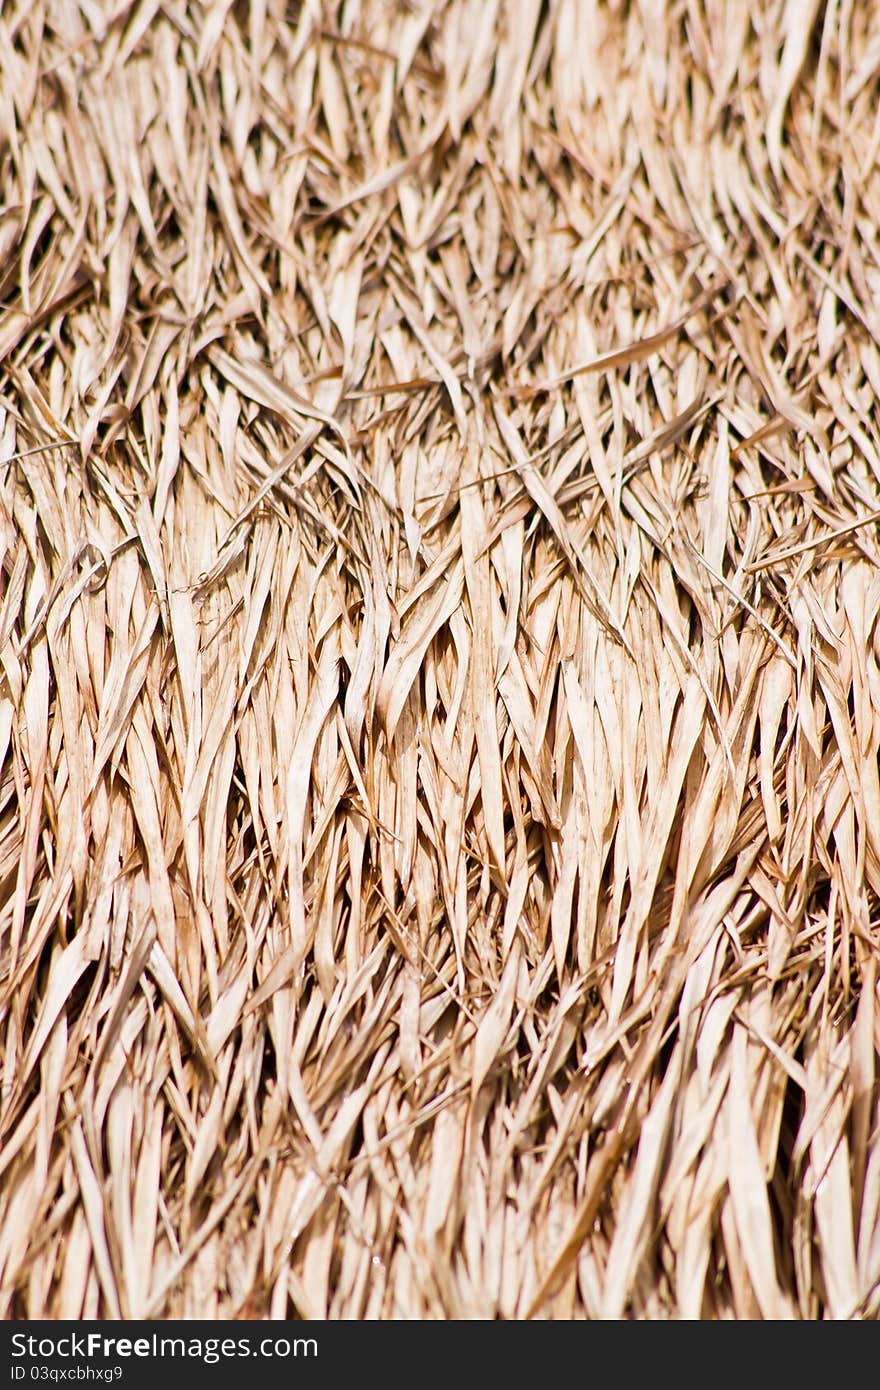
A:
[[1, 0, 879, 1320]]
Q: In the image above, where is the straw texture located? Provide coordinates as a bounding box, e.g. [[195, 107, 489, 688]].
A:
[[1, 0, 880, 1319]]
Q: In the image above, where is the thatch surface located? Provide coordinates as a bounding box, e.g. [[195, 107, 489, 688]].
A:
[[1, 0, 879, 1320]]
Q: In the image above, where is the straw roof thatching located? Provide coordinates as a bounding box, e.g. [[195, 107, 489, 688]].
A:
[[1, 0, 880, 1319]]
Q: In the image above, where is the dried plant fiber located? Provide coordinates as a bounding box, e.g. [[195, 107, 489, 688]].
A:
[[1, 0, 880, 1320]]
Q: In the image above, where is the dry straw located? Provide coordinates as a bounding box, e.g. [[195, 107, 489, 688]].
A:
[[1, 0, 879, 1319]]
